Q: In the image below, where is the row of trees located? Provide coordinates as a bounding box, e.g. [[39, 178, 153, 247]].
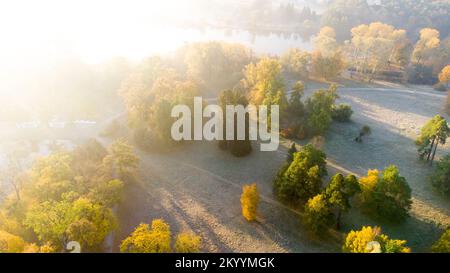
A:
[[279, 22, 448, 85], [0, 139, 138, 252]]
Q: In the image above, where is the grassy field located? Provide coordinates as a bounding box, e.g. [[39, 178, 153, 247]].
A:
[[114, 83, 450, 253]]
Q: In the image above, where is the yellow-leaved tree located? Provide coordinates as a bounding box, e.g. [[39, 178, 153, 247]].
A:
[[120, 219, 171, 253], [439, 65, 450, 87], [343, 226, 410, 253], [240, 183, 260, 221], [174, 232, 201, 253]]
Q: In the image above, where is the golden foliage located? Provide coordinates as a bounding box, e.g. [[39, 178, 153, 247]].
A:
[[120, 219, 171, 253], [174, 232, 201, 253], [240, 183, 260, 222]]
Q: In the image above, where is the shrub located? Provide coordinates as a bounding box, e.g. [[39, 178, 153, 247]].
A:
[[406, 64, 436, 85], [332, 104, 353, 122], [434, 82, 448, 92], [240, 183, 260, 221]]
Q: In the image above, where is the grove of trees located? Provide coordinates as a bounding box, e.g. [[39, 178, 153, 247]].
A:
[[0, 139, 137, 252]]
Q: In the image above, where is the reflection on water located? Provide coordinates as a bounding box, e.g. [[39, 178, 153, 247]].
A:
[[82, 26, 313, 63]]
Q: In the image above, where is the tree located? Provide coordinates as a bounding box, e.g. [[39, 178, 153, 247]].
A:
[[242, 58, 286, 110], [287, 143, 297, 163], [24, 197, 116, 251], [439, 65, 450, 88], [103, 139, 139, 179], [287, 81, 305, 118], [280, 49, 310, 79], [311, 28, 345, 80], [323, 174, 360, 229], [416, 115, 449, 165], [303, 194, 332, 234], [29, 152, 75, 202], [412, 28, 440, 65], [343, 226, 410, 253], [430, 154, 450, 197], [305, 85, 339, 135], [240, 183, 260, 222], [174, 233, 201, 253], [218, 89, 252, 157], [359, 166, 412, 221], [431, 229, 450, 253], [349, 22, 408, 81], [274, 145, 327, 203], [181, 42, 253, 90], [120, 219, 171, 253], [314, 26, 340, 58], [87, 179, 124, 207], [311, 51, 345, 80]]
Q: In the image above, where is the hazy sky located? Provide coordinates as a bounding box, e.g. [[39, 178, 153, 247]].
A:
[[0, 0, 215, 65]]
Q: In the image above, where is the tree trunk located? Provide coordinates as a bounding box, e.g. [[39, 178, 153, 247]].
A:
[[427, 137, 436, 162], [430, 141, 439, 165], [336, 210, 342, 230]]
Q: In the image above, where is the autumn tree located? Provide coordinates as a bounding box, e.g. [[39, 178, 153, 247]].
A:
[[280, 48, 310, 80], [439, 65, 450, 89], [218, 89, 252, 157], [323, 174, 360, 229], [343, 226, 410, 253], [0, 139, 125, 253], [359, 166, 412, 221], [311, 27, 344, 80], [119, 59, 200, 149], [242, 58, 287, 111], [103, 139, 139, 179], [181, 42, 253, 90], [431, 229, 450, 253], [274, 145, 327, 203], [174, 233, 202, 253], [349, 22, 408, 81], [416, 115, 449, 165], [240, 183, 260, 221], [412, 28, 440, 65], [303, 194, 332, 234], [120, 219, 172, 253], [287, 81, 305, 119]]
